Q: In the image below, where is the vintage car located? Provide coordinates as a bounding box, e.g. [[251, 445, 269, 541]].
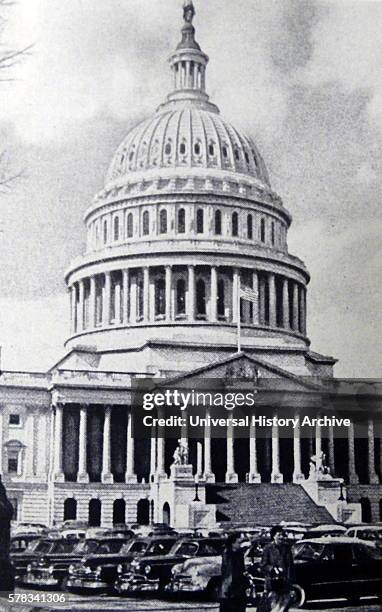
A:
[[12, 537, 64, 583], [10, 533, 42, 554], [23, 536, 84, 589], [66, 535, 175, 593], [345, 525, 382, 546], [116, 537, 225, 595], [302, 524, 346, 539]]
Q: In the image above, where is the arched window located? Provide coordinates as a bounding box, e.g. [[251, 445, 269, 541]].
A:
[[208, 143, 215, 156], [179, 142, 186, 155], [247, 214, 253, 239], [214, 210, 222, 235], [88, 499, 101, 527], [163, 502, 171, 526], [178, 208, 185, 233], [165, 142, 171, 155], [176, 279, 186, 315], [113, 216, 119, 241], [196, 279, 206, 317], [360, 497, 372, 523], [232, 211, 238, 237], [103, 220, 108, 244], [142, 211, 149, 236], [245, 152, 250, 164], [155, 278, 165, 317], [159, 209, 167, 234], [113, 498, 126, 525], [64, 498, 77, 521], [234, 149, 240, 160], [127, 213, 133, 238], [222, 145, 228, 159], [271, 221, 275, 245], [194, 142, 201, 155], [196, 208, 204, 234], [260, 218, 265, 243], [217, 279, 225, 318], [137, 499, 150, 525]]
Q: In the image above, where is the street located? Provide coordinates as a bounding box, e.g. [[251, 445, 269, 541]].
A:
[[0, 589, 380, 612]]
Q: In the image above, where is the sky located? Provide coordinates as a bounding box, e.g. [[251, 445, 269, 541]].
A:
[[0, 0, 381, 377]]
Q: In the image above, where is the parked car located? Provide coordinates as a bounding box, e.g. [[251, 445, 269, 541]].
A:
[[11, 522, 47, 536], [116, 537, 226, 595], [345, 525, 382, 546], [12, 537, 61, 582], [302, 524, 346, 539], [23, 536, 83, 589], [66, 534, 160, 594], [10, 533, 42, 554]]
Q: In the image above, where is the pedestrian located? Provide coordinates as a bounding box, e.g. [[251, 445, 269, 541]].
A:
[[259, 525, 295, 612], [219, 531, 247, 612]]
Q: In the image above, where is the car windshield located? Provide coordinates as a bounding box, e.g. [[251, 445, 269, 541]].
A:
[[123, 541, 148, 554], [294, 542, 325, 561], [96, 541, 125, 554], [146, 541, 174, 555], [74, 539, 99, 554], [51, 540, 78, 554], [25, 540, 42, 553], [33, 541, 55, 554], [358, 530, 382, 541], [172, 542, 199, 556]]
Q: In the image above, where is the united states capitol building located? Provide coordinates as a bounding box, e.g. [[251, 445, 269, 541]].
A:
[[1, 2, 381, 528]]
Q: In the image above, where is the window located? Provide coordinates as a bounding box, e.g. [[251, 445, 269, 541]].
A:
[[271, 221, 275, 245], [214, 210, 222, 235], [196, 209, 204, 234], [155, 278, 166, 316], [194, 142, 201, 155], [245, 151, 250, 164], [178, 208, 185, 233], [234, 149, 240, 160], [9, 414, 20, 426], [176, 279, 186, 315], [217, 279, 225, 317], [247, 214, 253, 239], [159, 209, 167, 234], [260, 218, 265, 243], [165, 142, 171, 155], [232, 211, 238, 237], [179, 142, 186, 155], [208, 143, 215, 156], [103, 220, 108, 244], [196, 279, 206, 316], [142, 211, 149, 236], [222, 145, 228, 159], [113, 216, 119, 241], [127, 213, 133, 238], [8, 456, 18, 474], [129, 150, 134, 162]]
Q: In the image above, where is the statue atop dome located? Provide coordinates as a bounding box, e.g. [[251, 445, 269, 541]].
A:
[[183, 0, 195, 24]]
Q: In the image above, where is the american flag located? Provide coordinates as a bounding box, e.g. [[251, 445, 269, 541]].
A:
[[239, 285, 258, 303]]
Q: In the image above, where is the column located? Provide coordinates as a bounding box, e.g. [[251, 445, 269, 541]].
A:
[[150, 426, 157, 482], [203, 408, 214, 482], [271, 419, 283, 482], [165, 265, 172, 322], [77, 405, 89, 483], [188, 265, 195, 321], [248, 419, 261, 482], [232, 268, 239, 323], [149, 274, 155, 321], [156, 408, 166, 478], [89, 276, 96, 328], [268, 273, 276, 327], [252, 271, 259, 325], [71, 285, 77, 333], [125, 409, 137, 482], [225, 421, 238, 483], [101, 406, 113, 483], [259, 277, 266, 325], [210, 266, 218, 322], [328, 425, 335, 475], [315, 422, 322, 456], [282, 278, 289, 329], [78, 280, 84, 331], [24, 414, 35, 477], [348, 421, 359, 484], [293, 413, 304, 482], [103, 271, 111, 325], [292, 282, 299, 331], [368, 418, 379, 484], [130, 273, 137, 323], [122, 269, 129, 324], [197, 441, 203, 478], [53, 404, 64, 481], [300, 287, 306, 335], [143, 267, 150, 322]]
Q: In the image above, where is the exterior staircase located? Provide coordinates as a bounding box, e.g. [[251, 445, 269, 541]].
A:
[[205, 483, 333, 526]]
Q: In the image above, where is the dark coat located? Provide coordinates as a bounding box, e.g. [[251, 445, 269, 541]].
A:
[[220, 547, 246, 601], [260, 541, 295, 591]]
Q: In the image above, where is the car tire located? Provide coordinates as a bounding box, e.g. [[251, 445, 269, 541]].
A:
[[206, 578, 221, 602], [290, 584, 306, 608]]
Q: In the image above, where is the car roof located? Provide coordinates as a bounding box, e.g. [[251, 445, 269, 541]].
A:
[[348, 525, 382, 531], [298, 536, 375, 546]]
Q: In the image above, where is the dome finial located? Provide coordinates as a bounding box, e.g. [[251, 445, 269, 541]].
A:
[[183, 1, 195, 25]]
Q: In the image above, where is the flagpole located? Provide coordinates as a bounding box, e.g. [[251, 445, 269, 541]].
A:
[[237, 275, 241, 353]]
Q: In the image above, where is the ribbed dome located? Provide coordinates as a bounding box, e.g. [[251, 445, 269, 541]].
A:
[[106, 108, 270, 187]]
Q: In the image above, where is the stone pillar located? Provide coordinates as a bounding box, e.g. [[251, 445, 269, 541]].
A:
[[125, 409, 137, 483], [103, 271, 111, 325], [149, 274, 155, 321], [232, 268, 239, 323], [368, 418, 379, 484], [328, 425, 335, 475], [282, 278, 289, 329], [150, 427, 157, 481], [268, 273, 276, 327], [293, 414, 304, 482], [197, 441, 203, 478], [89, 276, 96, 328], [210, 266, 218, 322], [259, 277, 266, 325], [156, 408, 166, 478], [130, 273, 137, 323], [347, 421, 359, 484], [300, 287, 306, 334], [114, 281, 121, 324], [165, 265, 172, 322], [53, 404, 64, 481], [101, 406, 113, 483], [188, 265, 195, 321], [252, 271, 259, 325], [122, 269, 129, 324], [77, 405, 89, 483], [71, 285, 77, 333], [24, 413, 35, 477], [143, 267, 150, 322], [225, 421, 238, 483], [203, 408, 214, 482], [315, 422, 322, 456], [292, 282, 299, 331], [78, 279, 84, 331], [271, 420, 283, 482], [248, 419, 261, 482]]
